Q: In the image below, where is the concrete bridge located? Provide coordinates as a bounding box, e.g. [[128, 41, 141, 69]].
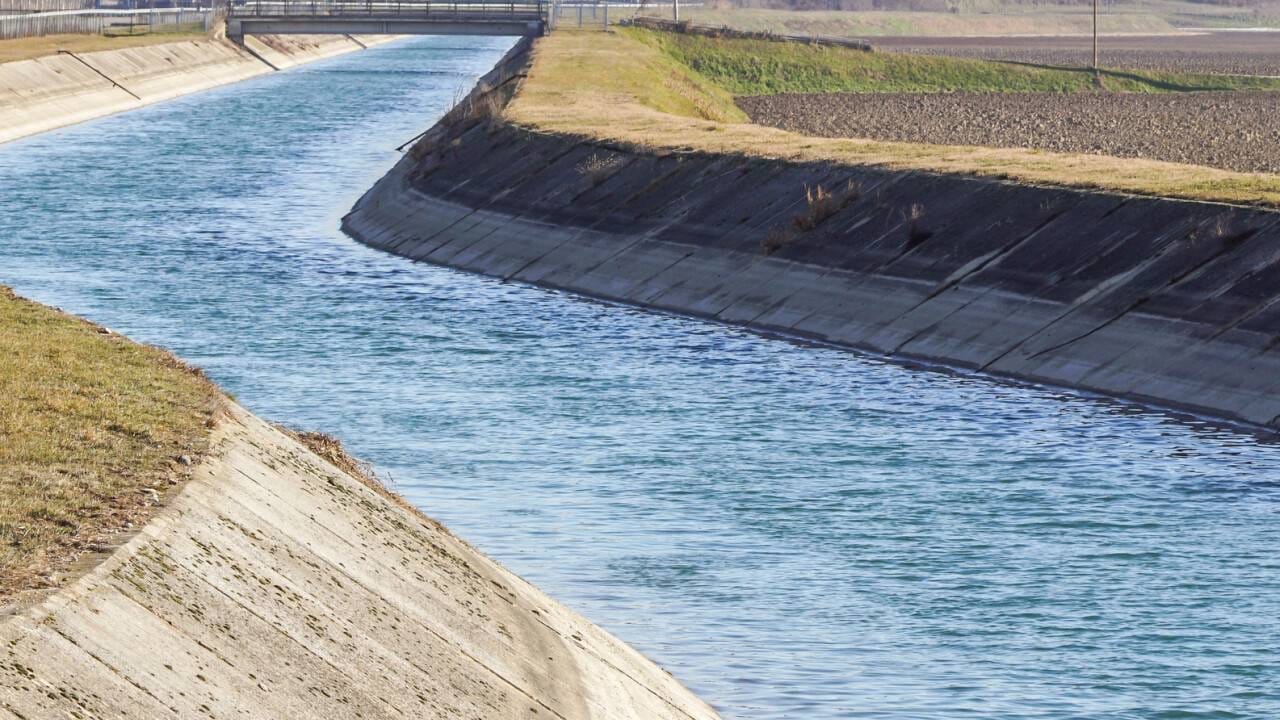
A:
[[226, 0, 547, 41]]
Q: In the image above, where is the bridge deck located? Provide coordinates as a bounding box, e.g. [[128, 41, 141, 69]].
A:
[[227, 0, 547, 38]]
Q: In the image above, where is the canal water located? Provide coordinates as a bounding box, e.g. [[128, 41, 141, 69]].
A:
[[3, 37, 1280, 720]]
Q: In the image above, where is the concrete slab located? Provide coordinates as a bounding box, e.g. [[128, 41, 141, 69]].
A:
[[0, 405, 721, 720]]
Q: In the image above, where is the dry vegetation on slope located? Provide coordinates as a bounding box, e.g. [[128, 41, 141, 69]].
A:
[[0, 31, 207, 64], [0, 287, 220, 603], [505, 29, 1280, 206]]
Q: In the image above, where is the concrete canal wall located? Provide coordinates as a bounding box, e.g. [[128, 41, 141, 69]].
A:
[[0, 34, 393, 145], [344, 40, 1280, 430], [0, 401, 720, 719]]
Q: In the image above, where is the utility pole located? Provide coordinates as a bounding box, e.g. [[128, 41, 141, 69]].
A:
[[673, 0, 678, 23], [1092, 0, 1099, 70]]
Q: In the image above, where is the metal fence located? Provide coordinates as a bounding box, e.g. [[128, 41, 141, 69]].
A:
[[0, 7, 211, 39], [0, 0, 92, 15], [552, 1, 606, 28], [549, 1, 698, 30]]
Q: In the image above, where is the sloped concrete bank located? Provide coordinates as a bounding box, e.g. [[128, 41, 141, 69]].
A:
[[0, 34, 394, 145], [343, 41, 1280, 431], [0, 402, 720, 719]]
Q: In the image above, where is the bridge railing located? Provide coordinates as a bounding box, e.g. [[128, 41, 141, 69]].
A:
[[226, 0, 545, 19]]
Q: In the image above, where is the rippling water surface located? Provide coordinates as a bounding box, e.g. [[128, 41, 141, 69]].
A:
[[3, 37, 1280, 720]]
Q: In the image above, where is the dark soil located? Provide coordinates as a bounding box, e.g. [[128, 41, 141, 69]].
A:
[[873, 31, 1280, 77], [738, 91, 1280, 173]]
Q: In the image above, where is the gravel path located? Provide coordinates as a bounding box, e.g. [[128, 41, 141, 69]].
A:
[[738, 91, 1280, 173], [873, 32, 1280, 77]]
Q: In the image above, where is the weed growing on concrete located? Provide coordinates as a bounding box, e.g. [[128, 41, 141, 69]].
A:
[[761, 226, 797, 255], [577, 153, 623, 186], [462, 90, 506, 130], [905, 202, 932, 247], [794, 179, 861, 232], [1210, 213, 1233, 240], [762, 179, 861, 255], [278, 427, 444, 530], [279, 429, 377, 486], [793, 184, 836, 232]]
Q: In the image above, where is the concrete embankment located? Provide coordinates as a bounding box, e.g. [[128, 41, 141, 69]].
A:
[[0, 401, 720, 719], [0, 34, 392, 144], [343, 40, 1280, 430]]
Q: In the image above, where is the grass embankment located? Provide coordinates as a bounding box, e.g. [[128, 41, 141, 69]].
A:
[[515, 27, 747, 123], [625, 7, 1179, 37], [0, 288, 220, 601], [630, 27, 1280, 94], [619, 0, 1279, 37], [505, 29, 1280, 207], [0, 31, 207, 65]]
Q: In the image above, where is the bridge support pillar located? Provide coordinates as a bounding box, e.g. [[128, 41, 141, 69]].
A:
[[226, 18, 245, 44]]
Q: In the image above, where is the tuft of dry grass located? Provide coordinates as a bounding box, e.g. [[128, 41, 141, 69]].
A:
[[760, 226, 796, 255], [904, 202, 932, 245], [280, 429, 377, 488], [0, 287, 222, 603], [506, 30, 1280, 207], [279, 427, 445, 530], [763, 179, 861, 253], [576, 152, 623, 185], [465, 90, 506, 126], [794, 181, 861, 231]]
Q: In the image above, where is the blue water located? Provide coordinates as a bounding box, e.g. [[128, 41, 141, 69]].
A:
[[3, 37, 1280, 720]]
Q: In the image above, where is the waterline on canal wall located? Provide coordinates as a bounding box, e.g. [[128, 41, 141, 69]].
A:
[[0, 36, 724, 718], [0, 33, 399, 145], [344, 39, 1280, 431], [0, 399, 721, 719], [6, 35, 1280, 718]]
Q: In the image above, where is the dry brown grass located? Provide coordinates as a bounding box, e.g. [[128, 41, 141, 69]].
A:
[[0, 32, 207, 65], [281, 429, 377, 488], [280, 427, 452, 533], [577, 152, 623, 184], [506, 30, 1280, 207], [794, 181, 860, 231], [0, 287, 221, 604], [762, 179, 861, 253]]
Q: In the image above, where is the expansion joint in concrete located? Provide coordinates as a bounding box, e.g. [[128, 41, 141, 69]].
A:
[[49, 625, 182, 715], [57, 50, 140, 100], [235, 41, 280, 71]]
